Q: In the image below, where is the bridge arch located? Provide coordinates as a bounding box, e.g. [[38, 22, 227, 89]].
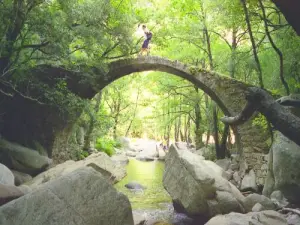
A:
[[92, 56, 271, 184]]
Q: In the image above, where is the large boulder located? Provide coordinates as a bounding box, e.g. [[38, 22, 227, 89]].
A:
[[163, 144, 245, 219], [205, 210, 287, 225], [131, 139, 158, 157], [0, 167, 134, 225], [26, 152, 126, 189], [0, 138, 52, 175], [0, 184, 24, 206], [263, 132, 300, 204], [0, 163, 14, 185]]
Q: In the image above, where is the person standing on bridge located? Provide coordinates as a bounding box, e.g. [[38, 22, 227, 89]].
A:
[[139, 24, 152, 56]]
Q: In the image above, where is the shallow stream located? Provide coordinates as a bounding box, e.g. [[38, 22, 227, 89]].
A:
[[114, 158, 171, 209]]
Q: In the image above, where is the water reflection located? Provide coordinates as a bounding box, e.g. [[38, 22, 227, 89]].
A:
[[114, 158, 171, 209]]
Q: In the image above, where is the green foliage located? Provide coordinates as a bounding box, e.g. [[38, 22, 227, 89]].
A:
[[252, 113, 268, 130], [95, 137, 120, 156], [79, 150, 89, 160]]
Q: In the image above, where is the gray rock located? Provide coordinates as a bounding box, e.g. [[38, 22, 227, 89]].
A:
[[216, 159, 231, 171], [11, 170, 32, 186], [0, 139, 52, 175], [0, 164, 14, 185], [172, 213, 196, 225], [126, 151, 138, 157], [205, 210, 288, 225], [125, 181, 146, 190], [222, 171, 233, 181], [230, 163, 239, 171], [285, 213, 300, 225], [242, 193, 276, 213], [0, 167, 134, 225], [0, 183, 24, 206], [263, 132, 300, 204], [239, 160, 248, 178], [27, 152, 126, 189], [118, 137, 131, 148], [136, 155, 155, 162], [240, 169, 258, 192], [163, 144, 245, 219], [111, 154, 129, 165], [233, 171, 241, 184], [158, 148, 166, 160], [270, 190, 289, 208], [252, 203, 264, 212]]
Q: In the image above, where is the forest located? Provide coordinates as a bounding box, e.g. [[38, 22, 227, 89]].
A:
[[0, 0, 299, 159], [0, 0, 300, 224]]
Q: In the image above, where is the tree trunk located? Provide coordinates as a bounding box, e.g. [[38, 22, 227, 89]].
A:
[[241, 0, 264, 88], [219, 124, 230, 158], [194, 86, 204, 149], [125, 89, 140, 136], [258, 0, 290, 95], [83, 92, 102, 151], [221, 87, 300, 147], [229, 28, 238, 78], [212, 103, 221, 158], [271, 0, 300, 35]]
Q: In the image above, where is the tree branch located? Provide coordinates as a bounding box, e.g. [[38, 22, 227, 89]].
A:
[[221, 87, 300, 146]]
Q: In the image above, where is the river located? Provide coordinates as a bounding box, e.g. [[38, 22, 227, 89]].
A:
[[114, 158, 171, 209]]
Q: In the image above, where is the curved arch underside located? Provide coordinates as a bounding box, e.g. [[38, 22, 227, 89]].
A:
[[98, 56, 251, 116], [92, 56, 270, 181]]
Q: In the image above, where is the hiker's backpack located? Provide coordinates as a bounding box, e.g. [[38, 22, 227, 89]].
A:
[[146, 32, 152, 40]]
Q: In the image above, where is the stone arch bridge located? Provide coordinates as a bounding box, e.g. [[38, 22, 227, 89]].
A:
[[1, 56, 270, 184], [74, 56, 270, 184]]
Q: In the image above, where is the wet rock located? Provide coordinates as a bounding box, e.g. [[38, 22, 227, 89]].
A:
[[171, 213, 197, 225], [136, 155, 155, 162], [125, 181, 146, 190]]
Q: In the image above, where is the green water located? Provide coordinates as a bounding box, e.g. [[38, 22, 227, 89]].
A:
[[114, 158, 171, 209]]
